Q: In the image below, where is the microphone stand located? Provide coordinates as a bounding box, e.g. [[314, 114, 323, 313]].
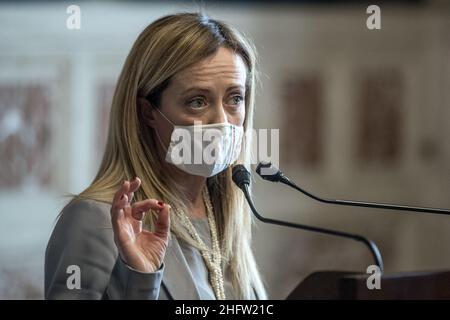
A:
[[256, 161, 450, 216], [232, 165, 384, 273]]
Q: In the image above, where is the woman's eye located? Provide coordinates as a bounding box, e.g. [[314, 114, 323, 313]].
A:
[[228, 95, 244, 106], [187, 98, 206, 109]]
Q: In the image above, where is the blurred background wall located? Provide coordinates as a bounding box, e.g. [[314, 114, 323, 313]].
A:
[[0, 0, 449, 299]]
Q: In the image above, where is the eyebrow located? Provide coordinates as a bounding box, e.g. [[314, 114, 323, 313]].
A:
[[180, 85, 245, 96]]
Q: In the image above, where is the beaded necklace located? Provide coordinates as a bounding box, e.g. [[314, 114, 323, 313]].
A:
[[172, 187, 226, 300]]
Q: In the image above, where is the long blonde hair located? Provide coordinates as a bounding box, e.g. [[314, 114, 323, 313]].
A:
[[72, 12, 266, 299]]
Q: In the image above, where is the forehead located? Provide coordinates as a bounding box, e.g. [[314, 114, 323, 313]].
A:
[[172, 47, 248, 90]]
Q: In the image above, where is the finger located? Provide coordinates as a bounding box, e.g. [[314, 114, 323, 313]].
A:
[[112, 180, 130, 210], [111, 181, 130, 224], [111, 194, 129, 225], [154, 203, 170, 239], [130, 199, 163, 221], [127, 192, 134, 206], [127, 177, 141, 204], [129, 177, 141, 193], [119, 194, 129, 208]]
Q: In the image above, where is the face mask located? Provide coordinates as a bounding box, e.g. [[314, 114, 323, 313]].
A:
[[153, 108, 244, 177]]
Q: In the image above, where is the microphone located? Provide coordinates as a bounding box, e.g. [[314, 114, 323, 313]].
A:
[[232, 164, 384, 273], [256, 161, 450, 215]]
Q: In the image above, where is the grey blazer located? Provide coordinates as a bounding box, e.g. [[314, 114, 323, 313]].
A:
[[45, 199, 258, 300]]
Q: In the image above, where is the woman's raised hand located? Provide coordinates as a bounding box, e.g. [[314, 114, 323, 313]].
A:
[[110, 177, 170, 273]]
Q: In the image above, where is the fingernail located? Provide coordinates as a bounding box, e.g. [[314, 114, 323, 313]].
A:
[[157, 201, 164, 207]]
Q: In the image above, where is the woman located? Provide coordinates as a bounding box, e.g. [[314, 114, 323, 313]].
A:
[[45, 12, 267, 300]]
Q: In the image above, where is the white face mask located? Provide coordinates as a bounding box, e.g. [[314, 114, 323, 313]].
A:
[[154, 108, 244, 177]]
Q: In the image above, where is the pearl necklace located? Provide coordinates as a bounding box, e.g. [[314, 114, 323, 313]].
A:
[[172, 187, 226, 300]]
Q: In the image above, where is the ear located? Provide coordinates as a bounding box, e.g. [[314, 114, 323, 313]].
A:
[[137, 97, 158, 128]]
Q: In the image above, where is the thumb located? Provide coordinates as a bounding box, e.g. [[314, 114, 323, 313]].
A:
[[154, 203, 170, 239]]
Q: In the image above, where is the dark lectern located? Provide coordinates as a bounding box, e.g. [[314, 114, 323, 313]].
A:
[[287, 271, 450, 299]]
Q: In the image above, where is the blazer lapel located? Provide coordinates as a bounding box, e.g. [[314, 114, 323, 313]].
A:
[[161, 235, 200, 300]]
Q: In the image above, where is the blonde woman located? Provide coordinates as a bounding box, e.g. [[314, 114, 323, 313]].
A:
[[45, 12, 267, 300]]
